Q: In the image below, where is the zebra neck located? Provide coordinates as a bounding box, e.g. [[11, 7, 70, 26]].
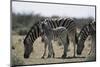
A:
[[43, 27, 52, 34], [80, 32, 88, 43]]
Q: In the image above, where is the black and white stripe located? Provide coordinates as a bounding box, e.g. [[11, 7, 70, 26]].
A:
[[44, 18, 75, 31], [24, 22, 41, 45], [77, 21, 96, 55], [40, 22, 69, 58], [24, 22, 42, 58], [23, 18, 76, 58], [42, 18, 76, 57]]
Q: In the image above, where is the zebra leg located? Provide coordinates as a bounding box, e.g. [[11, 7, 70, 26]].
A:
[[41, 35, 48, 59], [89, 34, 96, 56], [72, 33, 76, 57], [41, 42, 47, 59], [47, 41, 52, 58], [41, 35, 49, 59], [61, 41, 69, 58], [41, 35, 45, 42], [61, 36, 69, 59], [51, 42, 55, 58], [69, 31, 76, 57]]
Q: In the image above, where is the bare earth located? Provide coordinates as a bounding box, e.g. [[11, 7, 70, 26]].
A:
[[11, 35, 96, 66]]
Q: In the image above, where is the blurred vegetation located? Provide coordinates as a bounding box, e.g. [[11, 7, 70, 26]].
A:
[[73, 17, 94, 29], [12, 12, 94, 35], [11, 53, 24, 66], [12, 12, 46, 35]]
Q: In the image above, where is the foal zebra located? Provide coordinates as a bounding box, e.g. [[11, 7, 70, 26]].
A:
[[40, 21, 69, 58], [77, 21, 96, 55], [23, 18, 77, 58], [42, 18, 77, 58]]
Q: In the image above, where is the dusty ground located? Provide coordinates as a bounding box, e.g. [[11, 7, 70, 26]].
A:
[[11, 35, 96, 66]]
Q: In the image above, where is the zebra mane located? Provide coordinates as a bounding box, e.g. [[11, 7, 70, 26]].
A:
[[78, 20, 96, 40], [24, 21, 42, 44], [77, 24, 88, 40], [27, 21, 40, 36]]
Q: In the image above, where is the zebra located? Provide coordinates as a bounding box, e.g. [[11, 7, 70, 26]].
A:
[[42, 18, 77, 58], [40, 21, 69, 58], [23, 18, 77, 58], [23, 22, 42, 58], [77, 21, 96, 55]]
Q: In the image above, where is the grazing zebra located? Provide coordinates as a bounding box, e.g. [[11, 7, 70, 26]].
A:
[[40, 21, 69, 58], [23, 22, 42, 58], [77, 21, 96, 55], [23, 18, 77, 58]]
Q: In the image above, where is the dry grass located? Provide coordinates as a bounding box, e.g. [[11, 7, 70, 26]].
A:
[[11, 34, 96, 66]]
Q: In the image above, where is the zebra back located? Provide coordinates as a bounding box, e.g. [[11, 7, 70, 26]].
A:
[[24, 17, 76, 45], [44, 18, 75, 32]]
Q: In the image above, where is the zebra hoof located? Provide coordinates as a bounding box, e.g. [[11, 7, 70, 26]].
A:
[[53, 55, 55, 58], [61, 54, 66, 59], [53, 54, 55, 58], [41, 56, 44, 59], [47, 55, 51, 58]]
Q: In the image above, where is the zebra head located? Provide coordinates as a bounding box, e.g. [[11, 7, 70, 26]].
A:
[[77, 29, 86, 55], [24, 38, 33, 58], [39, 20, 51, 33], [77, 37, 85, 55]]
